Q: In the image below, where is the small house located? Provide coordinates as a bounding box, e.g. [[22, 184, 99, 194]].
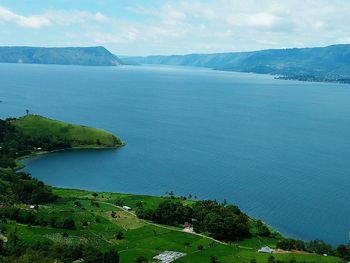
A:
[[184, 222, 191, 228], [122, 205, 131, 211], [258, 246, 273, 253]]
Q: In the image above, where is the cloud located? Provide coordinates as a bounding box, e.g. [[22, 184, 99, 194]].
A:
[[17, 15, 51, 28], [229, 13, 280, 29], [43, 10, 108, 25], [0, 6, 51, 28], [0, 6, 108, 29], [61, 0, 350, 54], [2, 1, 350, 55]]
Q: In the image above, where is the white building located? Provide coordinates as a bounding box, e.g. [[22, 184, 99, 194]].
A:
[[258, 246, 273, 253], [153, 251, 186, 263], [122, 205, 131, 211]]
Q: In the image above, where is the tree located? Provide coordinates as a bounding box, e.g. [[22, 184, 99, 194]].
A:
[[92, 193, 98, 199], [336, 244, 350, 260], [26, 109, 29, 115], [210, 255, 219, 263], [83, 246, 104, 263], [63, 218, 75, 229], [276, 238, 305, 251], [0, 239, 3, 254], [103, 249, 119, 263], [197, 245, 204, 251], [305, 240, 334, 255], [222, 198, 227, 206], [135, 201, 143, 209], [195, 210, 249, 241], [115, 199, 124, 206], [115, 231, 124, 240], [152, 200, 193, 226], [135, 208, 153, 220], [90, 200, 100, 207], [267, 255, 275, 263], [256, 220, 271, 237], [74, 201, 82, 208], [135, 256, 148, 263]]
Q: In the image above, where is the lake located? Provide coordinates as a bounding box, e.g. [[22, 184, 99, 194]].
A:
[[1, 63, 350, 245]]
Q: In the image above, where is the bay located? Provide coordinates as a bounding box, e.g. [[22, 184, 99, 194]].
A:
[[1, 63, 349, 245]]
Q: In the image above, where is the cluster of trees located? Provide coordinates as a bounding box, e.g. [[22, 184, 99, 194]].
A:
[[0, 118, 70, 169], [0, 207, 77, 230], [136, 200, 251, 241], [24, 134, 71, 151], [0, 118, 28, 168], [191, 200, 250, 241], [256, 219, 271, 237], [0, 230, 119, 263], [0, 169, 57, 205], [277, 75, 350, 84], [336, 244, 350, 260], [0, 117, 59, 207], [277, 238, 350, 260]]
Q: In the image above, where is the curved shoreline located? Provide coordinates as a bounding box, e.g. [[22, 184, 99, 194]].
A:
[[15, 142, 126, 170]]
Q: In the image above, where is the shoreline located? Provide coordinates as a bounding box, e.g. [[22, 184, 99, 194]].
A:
[[17, 146, 286, 244], [140, 63, 350, 85], [13, 141, 284, 242], [15, 142, 126, 171]]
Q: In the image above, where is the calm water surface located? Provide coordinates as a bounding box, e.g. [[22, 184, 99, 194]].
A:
[[1, 63, 350, 245]]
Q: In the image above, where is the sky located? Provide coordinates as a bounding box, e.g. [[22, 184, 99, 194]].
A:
[[0, 0, 350, 56]]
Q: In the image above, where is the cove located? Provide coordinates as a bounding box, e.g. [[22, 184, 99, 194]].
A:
[[1, 63, 350, 245]]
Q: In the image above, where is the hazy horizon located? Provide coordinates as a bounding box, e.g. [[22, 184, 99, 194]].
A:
[[1, 0, 350, 56], [1, 42, 348, 58]]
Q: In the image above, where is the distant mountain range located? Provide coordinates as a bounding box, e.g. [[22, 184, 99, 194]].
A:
[[0, 46, 123, 66], [2, 45, 350, 83], [123, 44, 350, 83]]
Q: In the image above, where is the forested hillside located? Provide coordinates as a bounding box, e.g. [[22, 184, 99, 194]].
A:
[[124, 44, 350, 83]]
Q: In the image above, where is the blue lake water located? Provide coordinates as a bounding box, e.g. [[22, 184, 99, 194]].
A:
[[1, 63, 350, 245]]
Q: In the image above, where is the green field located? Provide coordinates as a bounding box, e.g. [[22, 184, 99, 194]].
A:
[[14, 115, 123, 148], [2, 188, 342, 263]]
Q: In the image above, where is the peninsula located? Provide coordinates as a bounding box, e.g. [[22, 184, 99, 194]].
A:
[[0, 46, 123, 66]]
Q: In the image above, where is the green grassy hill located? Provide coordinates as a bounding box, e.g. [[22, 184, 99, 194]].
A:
[[14, 115, 123, 149]]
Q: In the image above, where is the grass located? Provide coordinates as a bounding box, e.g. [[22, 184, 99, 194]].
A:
[[14, 114, 123, 148], [2, 188, 343, 263]]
